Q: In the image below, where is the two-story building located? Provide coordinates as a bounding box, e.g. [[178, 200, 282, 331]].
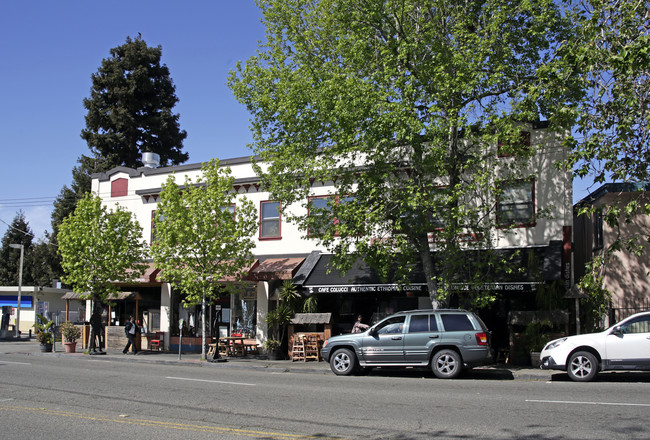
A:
[[91, 122, 573, 355]]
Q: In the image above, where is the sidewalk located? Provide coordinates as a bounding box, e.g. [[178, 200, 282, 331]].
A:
[[0, 338, 552, 381]]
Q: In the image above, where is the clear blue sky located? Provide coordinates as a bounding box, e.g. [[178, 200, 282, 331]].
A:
[[0, 0, 598, 241]]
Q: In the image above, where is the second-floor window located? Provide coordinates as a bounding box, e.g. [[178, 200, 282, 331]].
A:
[[496, 179, 535, 226], [308, 196, 333, 237], [308, 195, 356, 237], [260, 201, 281, 239]]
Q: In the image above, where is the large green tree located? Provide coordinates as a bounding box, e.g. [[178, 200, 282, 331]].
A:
[[562, 0, 650, 186], [58, 194, 148, 347], [0, 212, 34, 285], [81, 35, 189, 169], [46, 36, 190, 285], [558, 0, 649, 318], [151, 159, 258, 359], [229, 0, 577, 307]]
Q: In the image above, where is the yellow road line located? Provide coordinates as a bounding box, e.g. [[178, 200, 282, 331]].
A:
[[0, 405, 347, 439]]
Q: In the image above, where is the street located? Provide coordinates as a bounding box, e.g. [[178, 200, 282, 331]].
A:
[[1, 346, 650, 439]]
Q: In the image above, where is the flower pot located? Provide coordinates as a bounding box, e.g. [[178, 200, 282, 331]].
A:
[[64, 342, 77, 353], [530, 351, 541, 367], [267, 349, 283, 361], [40, 343, 52, 353]]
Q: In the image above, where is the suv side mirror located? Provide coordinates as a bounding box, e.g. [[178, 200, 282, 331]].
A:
[[368, 327, 377, 336], [611, 325, 622, 335]]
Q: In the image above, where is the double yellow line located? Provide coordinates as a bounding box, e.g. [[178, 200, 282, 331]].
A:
[[0, 405, 347, 439]]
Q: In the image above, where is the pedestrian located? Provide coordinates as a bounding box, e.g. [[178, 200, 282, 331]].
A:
[[351, 315, 370, 333], [123, 316, 138, 354]]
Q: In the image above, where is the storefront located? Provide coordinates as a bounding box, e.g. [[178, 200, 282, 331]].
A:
[[293, 244, 566, 347]]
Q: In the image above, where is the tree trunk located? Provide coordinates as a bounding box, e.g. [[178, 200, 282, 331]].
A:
[[201, 287, 206, 361]]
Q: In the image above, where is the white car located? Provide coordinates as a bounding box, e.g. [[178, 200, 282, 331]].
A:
[[540, 311, 650, 382]]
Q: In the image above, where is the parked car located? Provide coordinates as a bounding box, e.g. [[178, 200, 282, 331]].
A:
[[540, 311, 650, 382], [320, 309, 492, 378]]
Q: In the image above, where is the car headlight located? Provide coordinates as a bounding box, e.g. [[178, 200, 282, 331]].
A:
[[543, 338, 567, 351]]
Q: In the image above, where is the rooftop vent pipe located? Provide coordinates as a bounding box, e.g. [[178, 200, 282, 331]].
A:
[[142, 152, 160, 168]]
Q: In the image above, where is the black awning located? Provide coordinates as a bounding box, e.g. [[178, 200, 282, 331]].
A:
[[296, 243, 562, 295]]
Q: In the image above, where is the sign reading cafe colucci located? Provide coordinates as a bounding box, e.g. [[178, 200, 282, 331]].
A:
[[307, 284, 427, 295], [306, 281, 541, 295]]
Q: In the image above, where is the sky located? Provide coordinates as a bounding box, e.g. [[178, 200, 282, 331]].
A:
[[0, 1, 599, 241]]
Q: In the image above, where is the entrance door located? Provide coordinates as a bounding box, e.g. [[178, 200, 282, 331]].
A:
[[360, 315, 406, 364]]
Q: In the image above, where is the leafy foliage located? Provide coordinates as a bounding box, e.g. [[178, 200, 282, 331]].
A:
[[151, 159, 258, 359], [33, 314, 54, 345], [60, 321, 82, 343], [561, 0, 650, 185], [57, 194, 149, 303], [0, 211, 33, 285], [151, 159, 258, 306], [230, 0, 575, 306]]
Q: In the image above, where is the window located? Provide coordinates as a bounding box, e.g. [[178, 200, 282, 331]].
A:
[[260, 201, 281, 239], [111, 178, 128, 197], [441, 314, 474, 331], [308, 195, 356, 236], [151, 211, 165, 244], [496, 180, 535, 226], [221, 204, 235, 216], [408, 315, 438, 333], [498, 131, 531, 157], [308, 196, 333, 236], [376, 316, 406, 334], [593, 210, 603, 250], [621, 316, 650, 334]]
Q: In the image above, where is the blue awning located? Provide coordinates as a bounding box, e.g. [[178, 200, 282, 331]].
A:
[[0, 295, 33, 308]]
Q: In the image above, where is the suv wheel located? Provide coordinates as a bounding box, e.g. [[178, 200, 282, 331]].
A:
[[567, 351, 598, 382], [432, 349, 462, 379], [330, 348, 357, 376]]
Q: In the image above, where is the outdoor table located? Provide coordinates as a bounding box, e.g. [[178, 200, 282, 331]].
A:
[[219, 336, 247, 357]]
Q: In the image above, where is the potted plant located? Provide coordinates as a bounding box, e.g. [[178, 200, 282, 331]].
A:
[[524, 320, 553, 367], [60, 321, 82, 353], [32, 314, 54, 352], [263, 339, 282, 360]]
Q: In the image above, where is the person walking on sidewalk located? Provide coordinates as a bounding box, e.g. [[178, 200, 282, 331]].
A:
[[123, 316, 138, 354]]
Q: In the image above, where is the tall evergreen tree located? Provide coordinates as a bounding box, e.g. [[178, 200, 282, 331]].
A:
[[0, 212, 34, 286], [81, 35, 189, 168]]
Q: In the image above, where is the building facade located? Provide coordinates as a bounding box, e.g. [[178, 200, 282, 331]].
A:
[[91, 123, 573, 354], [573, 183, 650, 326]]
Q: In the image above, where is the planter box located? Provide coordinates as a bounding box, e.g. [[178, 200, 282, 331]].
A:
[[169, 336, 204, 353]]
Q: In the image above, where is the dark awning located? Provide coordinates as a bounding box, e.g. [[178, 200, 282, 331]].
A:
[[296, 243, 562, 295]]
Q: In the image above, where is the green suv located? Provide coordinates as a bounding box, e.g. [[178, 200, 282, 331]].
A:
[[320, 309, 492, 378]]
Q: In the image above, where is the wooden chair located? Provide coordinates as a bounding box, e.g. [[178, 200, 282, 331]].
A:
[[150, 331, 164, 351], [304, 334, 320, 362], [291, 335, 305, 361]]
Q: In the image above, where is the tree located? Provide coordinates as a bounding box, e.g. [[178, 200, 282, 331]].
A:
[[47, 35, 191, 285], [81, 35, 188, 168], [558, 1, 649, 320], [0, 212, 34, 285], [562, 0, 650, 186], [151, 159, 258, 360], [229, 0, 576, 307], [58, 194, 148, 349]]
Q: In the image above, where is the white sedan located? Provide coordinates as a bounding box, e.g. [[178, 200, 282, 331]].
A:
[[540, 311, 650, 381]]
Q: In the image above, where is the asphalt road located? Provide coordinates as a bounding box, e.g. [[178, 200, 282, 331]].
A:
[[1, 347, 650, 439]]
